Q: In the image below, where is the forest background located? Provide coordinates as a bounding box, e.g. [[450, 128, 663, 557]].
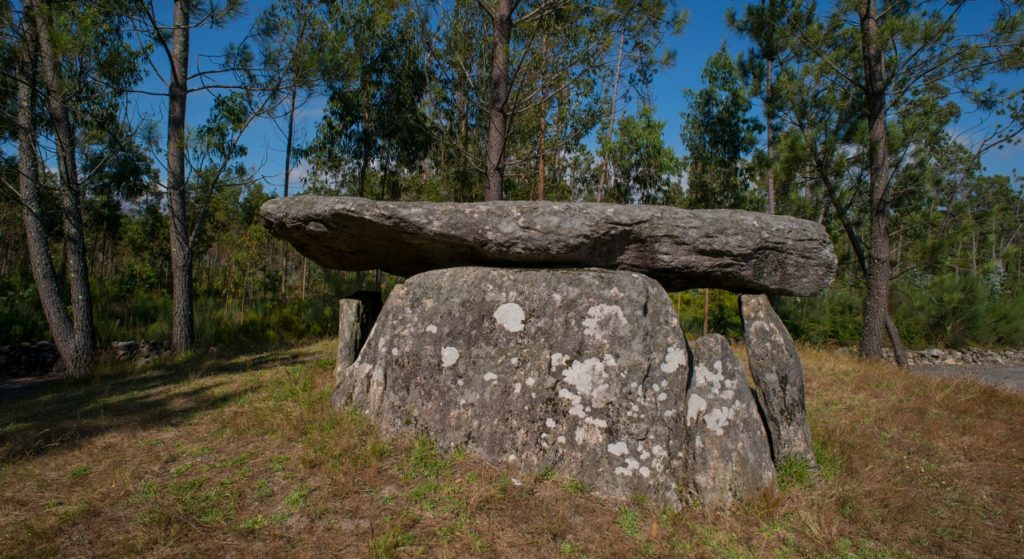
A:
[[2, 0, 1023, 377]]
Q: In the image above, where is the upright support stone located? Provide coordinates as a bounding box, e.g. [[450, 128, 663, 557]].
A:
[[683, 334, 776, 508], [739, 294, 817, 468], [334, 267, 691, 507], [335, 299, 364, 384]]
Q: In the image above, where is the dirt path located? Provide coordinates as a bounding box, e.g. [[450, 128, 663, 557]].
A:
[[913, 363, 1024, 392]]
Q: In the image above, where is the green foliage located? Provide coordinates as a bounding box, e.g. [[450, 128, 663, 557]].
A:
[[615, 507, 642, 539], [671, 290, 744, 340], [681, 46, 762, 210], [603, 103, 683, 205], [776, 456, 814, 491]]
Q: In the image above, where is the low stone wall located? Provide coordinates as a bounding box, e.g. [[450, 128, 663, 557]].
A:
[[882, 348, 1024, 366], [0, 340, 171, 378], [0, 341, 61, 377]]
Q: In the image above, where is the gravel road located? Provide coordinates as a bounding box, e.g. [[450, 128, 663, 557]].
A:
[[913, 364, 1024, 393]]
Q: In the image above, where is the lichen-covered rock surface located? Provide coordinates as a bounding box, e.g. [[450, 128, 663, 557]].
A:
[[739, 294, 816, 467], [261, 196, 837, 296], [333, 267, 691, 506], [683, 334, 776, 508]]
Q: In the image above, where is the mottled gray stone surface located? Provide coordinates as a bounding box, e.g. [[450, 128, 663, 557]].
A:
[[333, 267, 691, 506], [261, 196, 836, 296], [335, 299, 364, 384], [683, 334, 775, 508], [739, 294, 816, 467]]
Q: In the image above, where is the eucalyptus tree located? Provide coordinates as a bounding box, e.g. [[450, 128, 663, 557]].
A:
[[430, 0, 681, 201], [681, 46, 762, 210], [255, 0, 322, 200], [303, 0, 431, 200], [595, 0, 686, 202], [603, 103, 681, 205]]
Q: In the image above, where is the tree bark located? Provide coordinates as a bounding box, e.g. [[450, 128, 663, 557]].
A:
[[597, 34, 624, 203], [857, 0, 892, 360], [17, 6, 90, 377], [484, 0, 512, 201], [766, 55, 775, 215], [168, 0, 195, 352], [280, 86, 298, 297], [703, 288, 710, 335], [813, 154, 909, 368], [29, 0, 97, 363], [534, 33, 547, 201]]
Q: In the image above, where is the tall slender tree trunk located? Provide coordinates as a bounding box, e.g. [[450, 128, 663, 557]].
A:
[[597, 34, 624, 203], [766, 56, 775, 215], [280, 86, 298, 297], [168, 0, 195, 352], [534, 34, 548, 201], [17, 7, 90, 377], [30, 0, 96, 361], [703, 289, 710, 335], [484, 0, 512, 201], [813, 153, 908, 368], [857, 0, 894, 360]]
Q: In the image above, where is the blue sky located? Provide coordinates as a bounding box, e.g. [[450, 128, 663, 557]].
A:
[[138, 0, 1023, 197]]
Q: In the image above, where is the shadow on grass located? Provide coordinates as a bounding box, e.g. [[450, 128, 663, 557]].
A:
[[0, 345, 320, 463]]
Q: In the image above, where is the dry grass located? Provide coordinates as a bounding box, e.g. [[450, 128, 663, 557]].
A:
[[0, 341, 1021, 558]]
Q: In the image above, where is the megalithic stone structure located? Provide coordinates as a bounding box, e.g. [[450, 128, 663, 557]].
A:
[[262, 196, 836, 509]]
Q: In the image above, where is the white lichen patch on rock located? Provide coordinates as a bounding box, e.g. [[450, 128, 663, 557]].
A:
[[607, 441, 629, 456], [559, 354, 617, 410], [686, 394, 707, 426], [425, 324, 438, 334], [441, 346, 460, 368], [660, 346, 687, 374], [693, 360, 730, 393], [493, 302, 526, 332], [483, 372, 498, 382], [703, 406, 736, 436], [550, 352, 569, 370], [582, 304, 628, 341], [575, 423, 604, 445]]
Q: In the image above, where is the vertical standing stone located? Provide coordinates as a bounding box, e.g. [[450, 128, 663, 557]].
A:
[[683, 334, 776, 508], [333, 267, 691, 507], [335, 299, 364, 384], [739, 294, 816, 468]]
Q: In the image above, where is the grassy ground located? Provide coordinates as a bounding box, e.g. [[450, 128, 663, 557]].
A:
[[1, 341, 1021, 558]]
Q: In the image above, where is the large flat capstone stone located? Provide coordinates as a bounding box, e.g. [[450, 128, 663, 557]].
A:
[[261, 196, 837, 296], [333, 267, 692, 506]]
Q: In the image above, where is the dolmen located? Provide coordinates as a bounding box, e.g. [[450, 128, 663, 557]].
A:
[[261, 196, 836, 509]]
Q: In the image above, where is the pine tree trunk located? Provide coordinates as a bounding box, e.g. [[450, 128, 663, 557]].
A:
[[280, 86, 298, 298], [815, 152, 908, 368], [168, 0, 195, 352], [484, 0, 512, 201], [766, 56, 775, 215], [597, 34, 624, 203], [17, 7, 89, 377], [535, 34, 548, 201], [30, 0, 96, 362], [857, 0, 893, 360]]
